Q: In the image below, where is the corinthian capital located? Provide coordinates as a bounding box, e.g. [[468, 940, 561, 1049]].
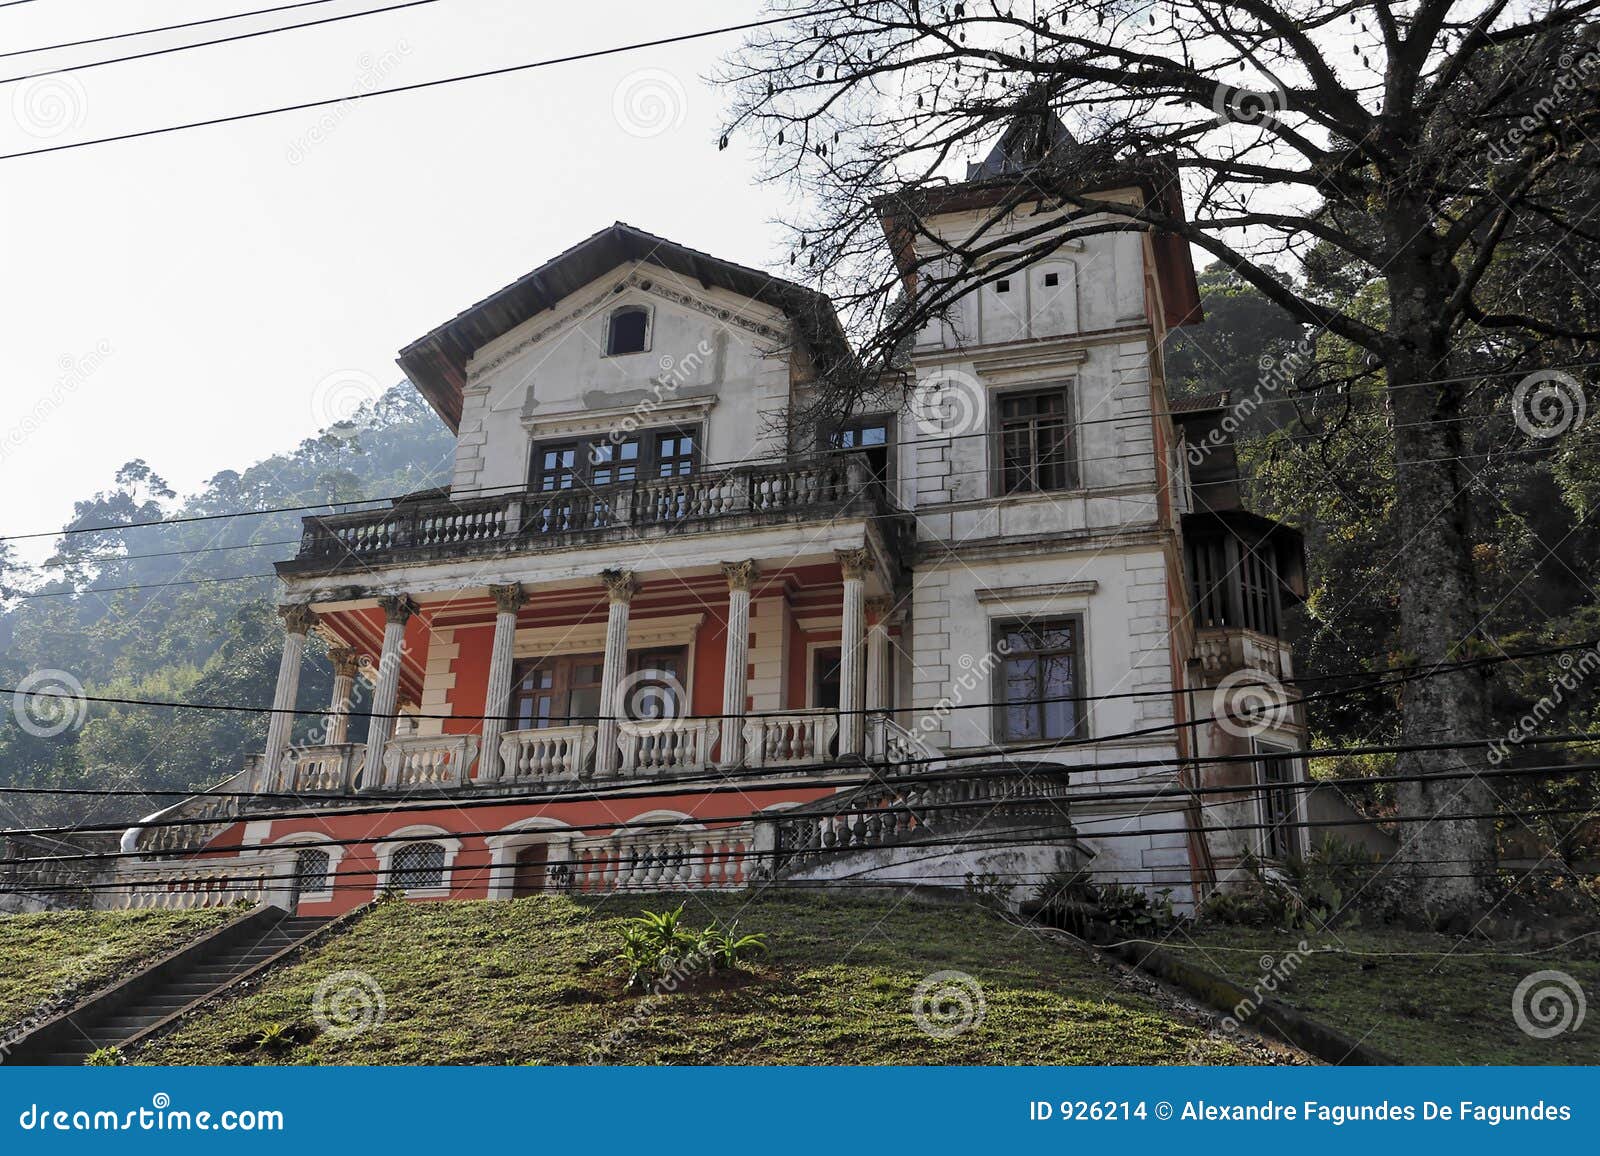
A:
[[278, 603, 318, 635], [835, 548, 875, 581], [489, 582, 527, 615], [600, 568, 639, 604], [720, 559, 760, 592], [378, 594, 419, 625]]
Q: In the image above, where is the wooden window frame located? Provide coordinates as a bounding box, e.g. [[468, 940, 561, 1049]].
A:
[[991, 383, 1079, 497], [1251, 739, 1304, 860], [990, 614, 1088, 744]]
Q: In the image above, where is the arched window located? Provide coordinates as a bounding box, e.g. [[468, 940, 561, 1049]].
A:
[[294, 847, 332, 894], [392, 841, 447, 892], [605, 306, 649, 355]]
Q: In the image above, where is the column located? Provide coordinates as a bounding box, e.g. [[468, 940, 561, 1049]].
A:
[[361, 595, 417, 791], [719, 560, 758, 766], [865, 595, 894, 714], [478, 583, 527, 783], [324, 647, 360, 746], [595, 569, 638, 777], [836, 548, 874, 756], [263, 604, 317, 791]]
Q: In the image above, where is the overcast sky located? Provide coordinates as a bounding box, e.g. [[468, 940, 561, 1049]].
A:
[[0, 0, 794, 561]]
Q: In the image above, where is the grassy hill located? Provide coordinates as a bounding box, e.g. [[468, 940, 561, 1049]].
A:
[[138, 893, 1268, 1066], [0, 907, 233, 1029], [1168, 925, 1600, 1064]]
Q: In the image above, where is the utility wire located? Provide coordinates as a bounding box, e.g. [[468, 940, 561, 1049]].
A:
[[3, 633, 1592, 724], [0, 0, 442, 86], [0, 7, 854, 163], [0, 0, 345, 62]]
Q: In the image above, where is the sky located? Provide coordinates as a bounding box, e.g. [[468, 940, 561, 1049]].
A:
[[0, 0, 795, 562]]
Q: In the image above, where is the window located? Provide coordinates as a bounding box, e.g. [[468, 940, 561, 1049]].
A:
[[997, 387, 1075, 494], [828, 415, 892, 484], [993, 617, 1085, 742], [1253, 742, 1302, 859], [1185, 533, 1283, 635], [605, 306, 650, 355], [653, 428, 697, 478], [509, 649, 686, 729], [392, 841, 447, 892], [529, 429, 699, 530], [996, 278, 1011, 293], [293, 847, 331, 896], [1043, 271, 1059, 288], [812, 647, 842, 709]]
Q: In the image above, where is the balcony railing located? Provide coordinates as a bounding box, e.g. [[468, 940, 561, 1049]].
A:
[[281, 455, 889, 574]]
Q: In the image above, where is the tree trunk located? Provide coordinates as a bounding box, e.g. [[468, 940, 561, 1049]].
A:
[[1384, 243, 1496, 927]]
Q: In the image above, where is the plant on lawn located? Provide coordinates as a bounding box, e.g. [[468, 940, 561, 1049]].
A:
[[83, 1047, 122, 1066], [696, 921, 768, 972], [614, 906, 770, 989]]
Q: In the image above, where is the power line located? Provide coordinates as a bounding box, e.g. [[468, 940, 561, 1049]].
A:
[[0, 7, 853, 163], [8, 721, 1600, 847], [0, 0, 442, 86], [0, 0, 345, 62], [5, 756, 1596, 860], [7, 359, 1595, 543], [2, 633, 1591, 725]]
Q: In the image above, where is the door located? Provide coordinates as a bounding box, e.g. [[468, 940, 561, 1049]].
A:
[[511, 842, 550, 897]]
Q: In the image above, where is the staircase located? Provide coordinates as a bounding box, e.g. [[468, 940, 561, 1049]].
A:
[[23, 912, 330, 1065]]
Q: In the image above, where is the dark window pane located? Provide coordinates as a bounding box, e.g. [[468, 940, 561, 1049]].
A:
[[607, 308, 648, 355]]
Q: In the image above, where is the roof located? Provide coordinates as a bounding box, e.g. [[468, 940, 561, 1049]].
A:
[[875, 105, 1204, 331], [1170, 390, 1231, 416], [396, 222, 850, 432]]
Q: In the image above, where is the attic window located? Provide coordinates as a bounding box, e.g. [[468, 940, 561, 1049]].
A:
[[606, 307, 650, 356], [1044, 272, 1059, 287], [996, 278, 1011, 293]]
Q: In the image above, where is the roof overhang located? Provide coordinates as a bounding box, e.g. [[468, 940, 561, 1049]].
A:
[[396, 222, 852, 432]]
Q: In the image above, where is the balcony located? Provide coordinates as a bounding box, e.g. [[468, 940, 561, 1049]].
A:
[[278, 455, 895, 577]]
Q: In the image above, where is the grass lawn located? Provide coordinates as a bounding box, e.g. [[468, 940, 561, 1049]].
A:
[[140, 892, 1266, 1065], [1164, 924, 1600, 1064], [0, 907, 235, 1030]]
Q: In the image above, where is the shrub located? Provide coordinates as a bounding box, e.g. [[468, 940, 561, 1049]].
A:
[[83, 1047, 123, 1066], [696, 921, 768, 971]]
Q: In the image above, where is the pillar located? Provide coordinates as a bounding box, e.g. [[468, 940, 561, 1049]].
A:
[[836, 548, 874, 756], [595, 569, 638, 777], [324, 646, 360, 746], [361, 595, 417, 791], [263, 604, 317, 790], [865, 595, 894, 714], [478, 583, 527, 783], [719, 560, 758, 765]]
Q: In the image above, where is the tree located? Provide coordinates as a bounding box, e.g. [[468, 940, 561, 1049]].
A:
[[723, 0, 1600, 920]]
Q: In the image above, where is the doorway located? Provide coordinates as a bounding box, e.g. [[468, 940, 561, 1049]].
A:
[[511, 842, 550, 897]]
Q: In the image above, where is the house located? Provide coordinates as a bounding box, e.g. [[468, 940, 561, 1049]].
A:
[[110, 120, 1307, 915]]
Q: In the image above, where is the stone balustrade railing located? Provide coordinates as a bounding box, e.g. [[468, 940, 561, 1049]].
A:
[[744, 709, 838, 767], [284, 743, 365, 793], [285, 455, 889, 575], [499, 725, 595, 785], [772, 769, 1074, 873], [377, 733, 480, 791], [617, 718, 719, 775], [568, 825, 757, 892], [105, 852, 294, 910]]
